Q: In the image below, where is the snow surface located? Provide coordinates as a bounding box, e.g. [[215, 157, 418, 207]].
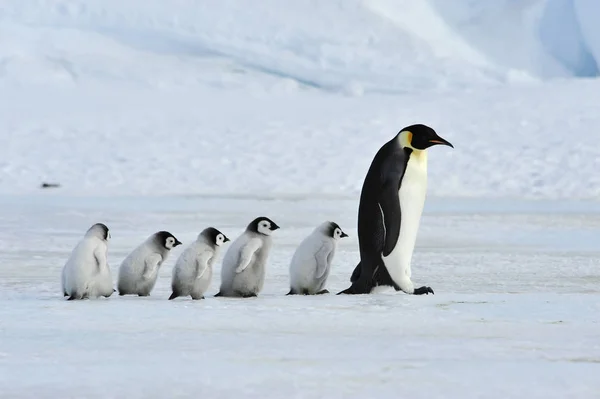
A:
[[2, 1, 600, 397], [1, 195, 600, 398]]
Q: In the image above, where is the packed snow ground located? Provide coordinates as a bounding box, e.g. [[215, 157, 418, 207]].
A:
[[1, 195, 599, 398]]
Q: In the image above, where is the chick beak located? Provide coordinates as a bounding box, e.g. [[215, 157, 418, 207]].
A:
[[174, 240, 182, 247], [224, 236, 230, 243], [428, 136, 454, 148], [341, 231, 349, 238]]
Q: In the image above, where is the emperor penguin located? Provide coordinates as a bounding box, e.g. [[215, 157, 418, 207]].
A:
[[117, 231, 182, 296], [287, 221, 348, 295], [338, 124, 453, 295], [169, 227, 230, 300], [62, 223, 114, 300], [215, 217, 280, 298]]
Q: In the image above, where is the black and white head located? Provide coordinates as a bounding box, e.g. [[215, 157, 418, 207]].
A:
[[153, 231, 182, 250], [327, 221, 348, 240], [397, 124, 453, 151], [200, 227, 230, 248], [318, 221, 348, 240], [86, 223, 110, 241], [246, 216, 280, 236]]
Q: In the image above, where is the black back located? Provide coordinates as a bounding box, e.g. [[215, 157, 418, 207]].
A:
[[340, 134, 411, 294]]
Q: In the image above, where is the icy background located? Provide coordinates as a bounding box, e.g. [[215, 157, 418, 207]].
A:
[[1, 0, 600, 398]]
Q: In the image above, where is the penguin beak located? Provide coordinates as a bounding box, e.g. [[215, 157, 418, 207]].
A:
[[271, 223, 280, 231], [341, 231, 349, 238], [428, 135, 454, 148], [174, 239, 182, 247], [224, 236, 230, 243]]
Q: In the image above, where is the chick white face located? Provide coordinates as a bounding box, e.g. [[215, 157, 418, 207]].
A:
[[165, 236, 176, 249], [257, 220, 274, 236], [332, 227, 344, 240], [215, 233, 227, 246]]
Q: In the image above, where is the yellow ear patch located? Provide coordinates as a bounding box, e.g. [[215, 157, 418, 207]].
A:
[[399, 130, 413, 148]]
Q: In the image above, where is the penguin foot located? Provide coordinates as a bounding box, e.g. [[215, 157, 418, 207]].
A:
[[241, 293, 257, 298], [191, 296, 205, 300], [316, 289, 329, 295], [413, 286, 434, 295]]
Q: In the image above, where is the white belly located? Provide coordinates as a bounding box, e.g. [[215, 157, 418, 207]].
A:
[[382, 152, 428, 293]]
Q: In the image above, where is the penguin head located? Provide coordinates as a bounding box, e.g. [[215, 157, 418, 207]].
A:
[[200, 227, 230, 247], [86, 223, 110, 241], [247, 216, 280, 236], [154, 231, 182, 250], [322, 221, 348, 240], [398, 124, 453, 151]]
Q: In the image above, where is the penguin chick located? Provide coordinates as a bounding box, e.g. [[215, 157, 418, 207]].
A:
[[62, 223, 114, 300], [117, 231, 182, 297], [169, 227, 230, 300], [215, 217, 280, 298], [287, 221, 348, 295]]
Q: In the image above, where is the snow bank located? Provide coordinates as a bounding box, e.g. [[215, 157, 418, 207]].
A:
[[1, 0, 597, 94], [1, 0, 600, 200]]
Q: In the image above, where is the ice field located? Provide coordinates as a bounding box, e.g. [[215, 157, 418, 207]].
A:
[[1, 0, 600, 398], [1, 195, 599, 398]]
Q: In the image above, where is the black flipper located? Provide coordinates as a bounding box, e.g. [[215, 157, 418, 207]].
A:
[[379, 182, 402, 257]]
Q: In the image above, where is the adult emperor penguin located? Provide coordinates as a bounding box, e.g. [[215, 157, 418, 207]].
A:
[[215, 216, 280, 298], [117, 231, 182, 296], [169, 227, 230, 300], [287, 221, 348, 295], [338, 124, 453, 295], [62, 223, 114, 300]]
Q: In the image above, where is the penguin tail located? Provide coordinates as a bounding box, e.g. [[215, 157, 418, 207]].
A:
[[168, 292, 178, 300], [286, 289, 297, 296], [214, 291, 223, 297], [350, 262, 362, 283]]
